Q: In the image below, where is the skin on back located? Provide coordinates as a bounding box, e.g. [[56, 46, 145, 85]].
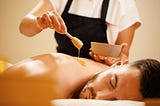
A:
[[0, 53, 109, 103]]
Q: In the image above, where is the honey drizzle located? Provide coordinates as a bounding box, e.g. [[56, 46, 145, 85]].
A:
[[78, 49, 80, 58], [76, 49, 86, 66]]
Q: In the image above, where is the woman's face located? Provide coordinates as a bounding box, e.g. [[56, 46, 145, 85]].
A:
[[79, 65, 143, 100]]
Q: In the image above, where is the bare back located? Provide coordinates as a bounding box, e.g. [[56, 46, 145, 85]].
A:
[[0, 53, 108, 104]]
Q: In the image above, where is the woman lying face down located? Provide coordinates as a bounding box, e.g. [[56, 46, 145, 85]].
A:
[[0, 53, 160, 105]]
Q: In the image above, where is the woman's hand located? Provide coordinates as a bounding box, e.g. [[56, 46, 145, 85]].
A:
[[36, 10, 67, 34], [89, 51, 128, 66], [89, 43, 128, 66]]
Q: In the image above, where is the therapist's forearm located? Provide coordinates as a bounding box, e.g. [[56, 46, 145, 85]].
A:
[[19, 15, 42, 37], [116, 24, 137, 57]]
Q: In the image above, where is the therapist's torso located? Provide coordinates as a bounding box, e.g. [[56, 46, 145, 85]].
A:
[[55, 0, 109, 58]]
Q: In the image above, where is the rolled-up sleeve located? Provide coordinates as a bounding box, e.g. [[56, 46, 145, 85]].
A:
[[50, 0, 67, 14], [106, 0, 141, 44]]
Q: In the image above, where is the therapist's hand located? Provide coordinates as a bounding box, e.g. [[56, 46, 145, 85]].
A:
[[89, 43, 128, 66], [36, 10, 67, 34], [89, 51, 128, 66]]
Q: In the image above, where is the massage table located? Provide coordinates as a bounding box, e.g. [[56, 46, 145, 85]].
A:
[[52, 99, 144, 106], [52, 99, 160, 106]]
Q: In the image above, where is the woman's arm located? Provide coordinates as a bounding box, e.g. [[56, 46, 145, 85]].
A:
[[89, 23, 139, 66], [115, 22, 139, 63], [19, 0, 53, 36], [19, 0, 66, 37], [116, 23, 140, 57], [105, 23, 140, 66]]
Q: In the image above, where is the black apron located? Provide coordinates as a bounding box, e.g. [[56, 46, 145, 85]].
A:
[[55, 0, 109, 59]]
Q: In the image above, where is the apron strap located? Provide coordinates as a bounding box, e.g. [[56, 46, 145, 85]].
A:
[[63, 0, 73, 14], [101, 0, 110, 20]]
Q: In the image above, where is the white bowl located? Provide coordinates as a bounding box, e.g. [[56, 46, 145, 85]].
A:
[[91, 42, 122, 58]]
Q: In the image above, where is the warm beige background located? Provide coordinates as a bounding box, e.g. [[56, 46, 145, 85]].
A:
[[0, 0, 160, 63]]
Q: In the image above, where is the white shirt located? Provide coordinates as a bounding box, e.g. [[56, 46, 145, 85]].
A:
[[50, 0, 141, 44]]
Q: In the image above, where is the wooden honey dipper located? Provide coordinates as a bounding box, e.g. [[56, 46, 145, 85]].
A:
[[65, 32, 83, 50]]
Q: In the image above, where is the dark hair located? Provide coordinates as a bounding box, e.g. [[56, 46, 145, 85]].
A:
[[130, 59, 160, 98]]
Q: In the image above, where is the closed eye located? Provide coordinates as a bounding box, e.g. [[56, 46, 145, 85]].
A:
[[109, 74, 118, 89]]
